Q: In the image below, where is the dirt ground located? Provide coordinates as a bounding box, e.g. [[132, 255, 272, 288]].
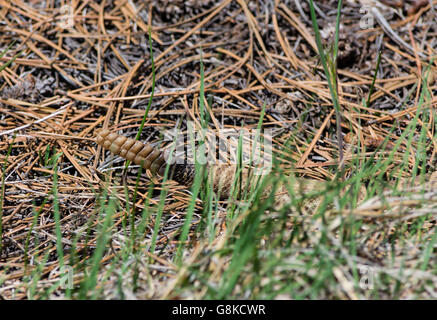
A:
[[0, 0, 436, 299]]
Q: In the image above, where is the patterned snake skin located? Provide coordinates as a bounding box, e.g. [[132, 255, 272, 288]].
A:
[[95, 129, 259, 198], [96, 129, 437, 205]]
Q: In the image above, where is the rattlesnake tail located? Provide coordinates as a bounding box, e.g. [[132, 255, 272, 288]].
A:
[[96, 129, 196, 186]]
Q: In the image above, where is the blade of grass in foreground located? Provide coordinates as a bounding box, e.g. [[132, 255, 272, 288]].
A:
[[123, 26, 156, 172], [0, 41, 22, 72], [217, 179, 276, 299], [308, 0, 344, 173], [175, 51, 207, 265], [365, 50, 382, 108], [149, 132, 178, 258], [135, 26, 156, 140], [52, 152, 65, 271], [78, 189, 116, 299]]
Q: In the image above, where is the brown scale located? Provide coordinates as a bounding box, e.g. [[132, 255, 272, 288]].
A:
[[95, 129, 249, 198], [96, 129, 167, 175]]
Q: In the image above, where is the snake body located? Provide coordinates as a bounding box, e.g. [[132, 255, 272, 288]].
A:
[[96, 129, 437, 208], [96, 129, 255, 198]]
